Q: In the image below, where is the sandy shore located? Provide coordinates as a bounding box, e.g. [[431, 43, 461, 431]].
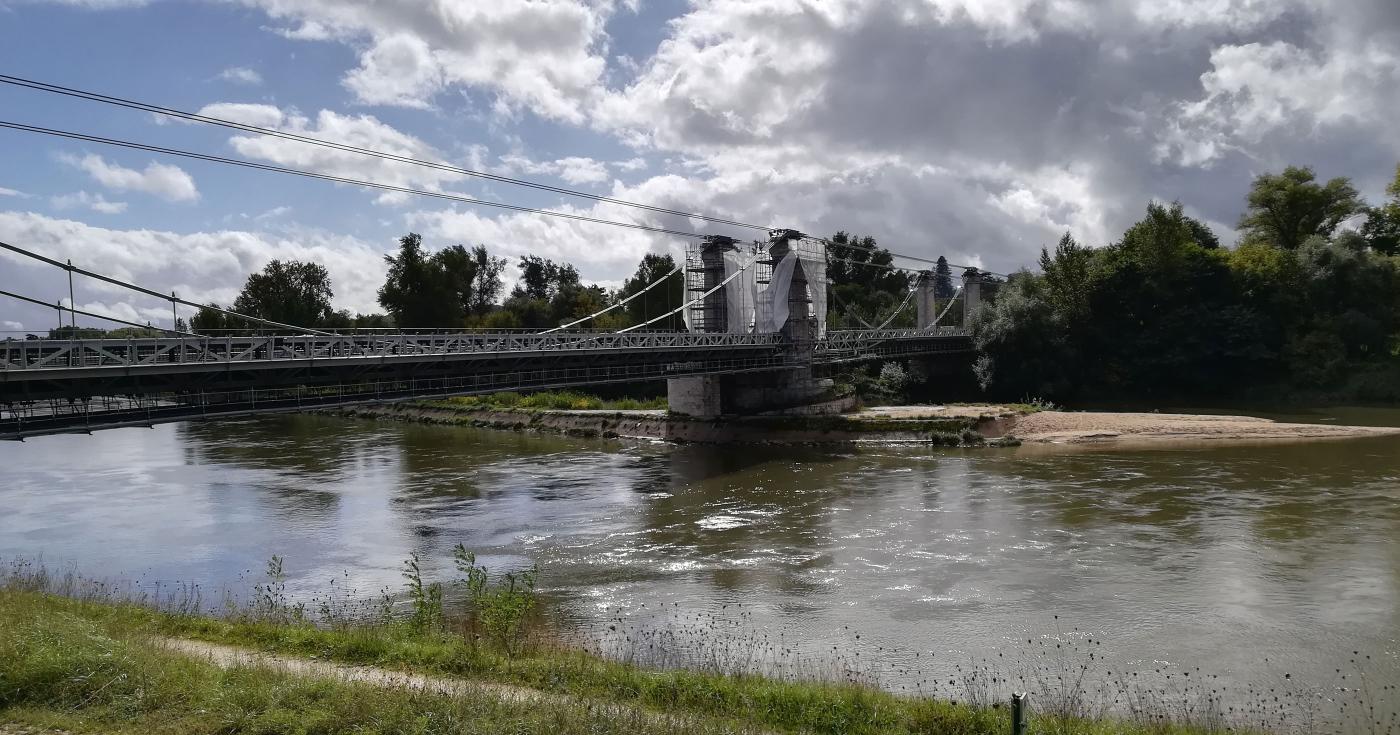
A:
[[860, 405, 1400, 445], [1006, 410, 1400, 445]]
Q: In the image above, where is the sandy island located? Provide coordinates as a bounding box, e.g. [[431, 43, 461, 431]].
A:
[[864, 405, 1400, 445]]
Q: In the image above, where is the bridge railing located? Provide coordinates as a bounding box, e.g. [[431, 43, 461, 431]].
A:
[[0, 331, 788, 371]]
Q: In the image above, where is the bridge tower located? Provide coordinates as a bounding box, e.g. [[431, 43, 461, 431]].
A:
[[962, 268, 984, 326], [689, 234, 738, 333], [668, 230, 836, 418], [915, 271, 937, 330]]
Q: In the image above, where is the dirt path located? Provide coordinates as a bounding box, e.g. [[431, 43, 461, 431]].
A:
[[152, 638, 761, 733]]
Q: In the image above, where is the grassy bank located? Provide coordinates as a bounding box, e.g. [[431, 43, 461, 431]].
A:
[[435, 390, 668, 411], [0, 562, 1301, 735]]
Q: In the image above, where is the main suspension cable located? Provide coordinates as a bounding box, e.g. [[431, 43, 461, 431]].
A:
[[0, 239, 332, 335]]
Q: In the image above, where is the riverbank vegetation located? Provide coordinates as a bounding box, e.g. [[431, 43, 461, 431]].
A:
[[5, 558, 1390, 735], [438, 390, 667, 411], [974, 165, 1400, 405]]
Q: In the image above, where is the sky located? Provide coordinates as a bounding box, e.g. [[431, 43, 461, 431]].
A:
[[1, 0, 1398, 333]]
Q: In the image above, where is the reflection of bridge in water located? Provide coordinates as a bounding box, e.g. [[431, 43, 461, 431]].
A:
[[2, 232, 991, 439]]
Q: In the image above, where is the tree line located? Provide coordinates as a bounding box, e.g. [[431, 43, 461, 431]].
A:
[[973, 164, 1400, 403], [187, 233, 688, 334]]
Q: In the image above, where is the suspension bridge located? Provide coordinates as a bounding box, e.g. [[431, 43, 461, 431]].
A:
[[0, 234, 987, 440], [0, 74, 1002, 439]]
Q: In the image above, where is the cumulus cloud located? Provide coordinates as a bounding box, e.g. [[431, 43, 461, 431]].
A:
[[0, 212, 390, 326], [0, 187, 23, 197], [51, 191, 128, 214], [1157, 40, 1400, 166], [218, 66, 264, 85], [35, 0, 1400, 280], [499, 154, 611, 185], [59, 153, 200, 202], [233, 0, 612, 121], [197, 104, 464, 204]]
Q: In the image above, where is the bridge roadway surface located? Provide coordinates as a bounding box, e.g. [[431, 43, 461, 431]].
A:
[[0, 329, 972, 439]]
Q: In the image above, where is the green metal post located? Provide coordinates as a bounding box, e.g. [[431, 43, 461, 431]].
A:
[[1011, 692, 1028, 735]]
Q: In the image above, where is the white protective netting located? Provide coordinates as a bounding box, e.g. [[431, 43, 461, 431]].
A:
[[722, 248, 756, 334], [754, 251, 798, 334], [796, 248, 827, 338]]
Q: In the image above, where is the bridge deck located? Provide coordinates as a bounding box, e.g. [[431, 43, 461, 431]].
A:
[[1, 329, 971, 439]]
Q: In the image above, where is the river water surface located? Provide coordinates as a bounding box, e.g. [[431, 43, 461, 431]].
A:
[[4, 410, 1399, 725]]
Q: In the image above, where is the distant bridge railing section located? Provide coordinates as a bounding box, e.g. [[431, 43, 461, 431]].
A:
[[0, 331, 789, 372]]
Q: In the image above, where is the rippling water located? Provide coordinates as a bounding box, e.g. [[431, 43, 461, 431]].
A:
[[3, 412, 1398, 724]]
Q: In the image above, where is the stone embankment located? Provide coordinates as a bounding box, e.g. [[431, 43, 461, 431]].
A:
[[330, 402, 1400, 448], [330, 402, 1012, 445]]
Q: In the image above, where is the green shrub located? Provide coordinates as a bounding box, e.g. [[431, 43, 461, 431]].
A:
[[453, 545, 539, 655]]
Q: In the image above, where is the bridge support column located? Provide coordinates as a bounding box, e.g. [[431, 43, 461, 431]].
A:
[[962, 268, 983, 326], [915, 271, 937, 329], [667, 375, 724, 417]]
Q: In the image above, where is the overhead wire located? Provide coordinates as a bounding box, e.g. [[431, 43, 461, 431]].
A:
[[543, 265, 680, 333], [0, 121, 707, 240], [0, 74, 770, 232], [0, 74, 1004, 276], [0, 287, 198, 336], [0, 239, 333, 335], [617, 253, 759, 334]]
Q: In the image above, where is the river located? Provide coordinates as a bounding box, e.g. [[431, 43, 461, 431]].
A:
[[3, 410, 1399, 727]]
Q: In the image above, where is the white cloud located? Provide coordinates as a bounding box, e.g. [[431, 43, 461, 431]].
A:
[[1157, 41, 1400, 165], [1, 321, 22, 331], [203, 105, 464, 204], [195, 102, 288, 128], [234, 0, 612, 120], [499, 154, 610, 185], [51, 191, 129, 214], [0, 211, 389, 316], [254, 205, 292, 221], [60, 153, 200, 202], [218, 66, 264, 85], [0, 186, 23, 197]]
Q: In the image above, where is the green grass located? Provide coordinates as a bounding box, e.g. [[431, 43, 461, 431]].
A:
[[0, 590, 758, 735], [434, 391, 667, 411], [0, 589, 1251, 735]]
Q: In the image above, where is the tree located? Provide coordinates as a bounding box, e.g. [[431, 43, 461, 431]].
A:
[[513, 256, 580, 301], [378, 235, 508, 328], [619, 253, 684, 330], [191, 304, 231, 334], [1238, 166, 1365, 250], [233, 260, 334, 327], [1361, 164, 1400, 256], [467, 245, 507, 316], [1037, 232, 1093, 321], [933, 256, 955, 299], [825, 232, 911, 329]]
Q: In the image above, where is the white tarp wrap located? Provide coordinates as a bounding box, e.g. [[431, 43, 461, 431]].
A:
[[722, 249, 756, 333], [754, 251, 798, 333], [796, 250, 827, 338]]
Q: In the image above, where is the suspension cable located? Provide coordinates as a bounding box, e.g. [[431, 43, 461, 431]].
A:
[[0, 74, 772, 233], [616, 254, 758, 334], [0, 121, 706, 240], [0, 240, 333, 335], [0, 288, 199, 336], [0, 74, 1003, 274], [543, 265, 680, 333]]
